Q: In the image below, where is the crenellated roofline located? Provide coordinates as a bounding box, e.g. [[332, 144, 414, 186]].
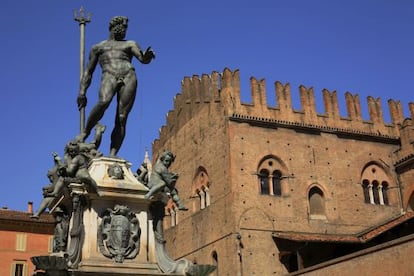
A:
[[154, 68, 412, 151]]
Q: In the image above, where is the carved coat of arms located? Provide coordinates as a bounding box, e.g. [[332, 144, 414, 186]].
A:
[[97, 205, 141, 262]]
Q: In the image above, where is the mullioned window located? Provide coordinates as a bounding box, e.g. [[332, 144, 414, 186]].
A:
[[361, 164, 391, 206]]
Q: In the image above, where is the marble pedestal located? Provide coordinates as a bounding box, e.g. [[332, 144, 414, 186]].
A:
[[32, 157, 214, 276], [69, 157, 164, 275]]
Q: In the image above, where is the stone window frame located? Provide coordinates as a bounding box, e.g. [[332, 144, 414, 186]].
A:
[[48, 236, 54, 253], [307, 185, 326, 219], [15, 233, 27, 252], [165, 200, 178, 227], [192, 166, 211, 211], [169, 208, 178, 227], [211, 251, 219, 276], [195, 186, 211, 210], [361, 163, 392, 206], [11, 260, 27, 276], [257, 155, 285, 197]]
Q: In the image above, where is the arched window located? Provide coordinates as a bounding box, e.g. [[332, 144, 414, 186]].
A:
[[361, 164, 393, 206], [192, 166, 211, 211], [170, 208, 177, 227], [309, 186, 325, 218], [381, 181, 389, 205], [198, 189, 206, 209], [257, 156, 286, 197], [205, 186, 211, 207], [259, 169, 270, 195], [372, 180, 380, 204], [272, 170, 282, 196], [362, 179, 370, 203], [165, 199, 178, 227], [212, 251, 218, 276]]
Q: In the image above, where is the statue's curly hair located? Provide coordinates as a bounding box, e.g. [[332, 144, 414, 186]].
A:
[[65, 141, 80, 154], [160, 151, 175, 162], [109, 16, 128, 31]]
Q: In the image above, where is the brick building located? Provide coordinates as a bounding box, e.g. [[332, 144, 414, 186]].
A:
[[0, 203, 54, 276], [152, 69, 414, 275]]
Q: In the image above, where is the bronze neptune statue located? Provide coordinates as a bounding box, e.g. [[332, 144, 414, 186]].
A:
[[76, 16, 155, 156]]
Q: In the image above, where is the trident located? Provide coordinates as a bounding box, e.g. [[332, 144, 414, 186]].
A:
[[74, 7, 91, 133]]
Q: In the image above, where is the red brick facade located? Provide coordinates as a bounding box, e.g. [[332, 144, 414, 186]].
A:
[[153, 69, 414, 275]]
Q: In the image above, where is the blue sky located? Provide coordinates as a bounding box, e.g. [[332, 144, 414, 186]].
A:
[[0, 1, 413, 211]]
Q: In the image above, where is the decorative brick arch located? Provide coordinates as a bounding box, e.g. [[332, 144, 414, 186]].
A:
[[360, 162, 395, 206], [192, 166, 211, 210], [257, 155, 288, 196], [256, 154, 288, 172], [192, 166, 210, 192]]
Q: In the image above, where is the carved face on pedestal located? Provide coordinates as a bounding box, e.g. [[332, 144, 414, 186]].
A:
[[108, 163, 124, 179]]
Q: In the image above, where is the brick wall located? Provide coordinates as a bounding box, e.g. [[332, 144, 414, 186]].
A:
[[157, 69, 414, 275]]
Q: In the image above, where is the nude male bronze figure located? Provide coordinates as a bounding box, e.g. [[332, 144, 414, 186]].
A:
[[77, 16, 155, 156]]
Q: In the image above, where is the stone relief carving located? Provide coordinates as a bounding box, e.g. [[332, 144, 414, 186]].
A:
[[52, 206, 70, 253], [107, 163, 125, 179], [98, 205, 141, 263]]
